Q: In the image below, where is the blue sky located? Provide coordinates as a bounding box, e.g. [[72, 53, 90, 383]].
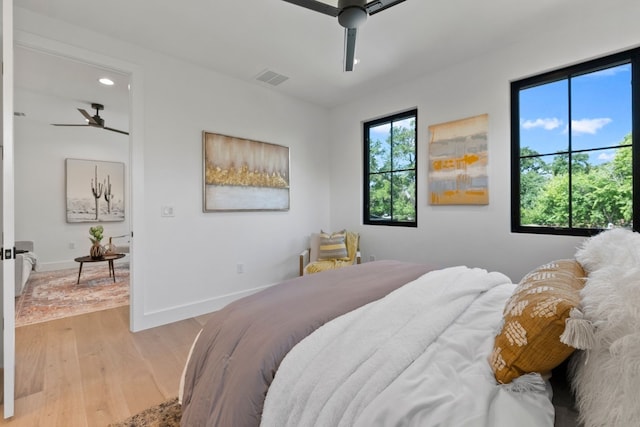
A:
[[519, 63, 632, 165], [368, 117, 414, 170]]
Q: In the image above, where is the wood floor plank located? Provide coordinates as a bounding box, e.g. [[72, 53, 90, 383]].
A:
[[1, 306, 205, 426], [40, 317, 88, 426], [74, 309, 130, 426], [14, 323, 46, 400], [12, 390, 45, 427]]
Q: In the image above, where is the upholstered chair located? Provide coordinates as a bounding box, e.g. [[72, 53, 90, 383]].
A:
[[299, 230, 361, 276]]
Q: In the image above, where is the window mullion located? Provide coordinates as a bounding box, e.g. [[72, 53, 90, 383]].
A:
[[567, 76, 573, 229], [389, 120, 395, 221]]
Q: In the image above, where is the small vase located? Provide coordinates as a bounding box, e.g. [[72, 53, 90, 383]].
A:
[[103, 237, 117, 255], [90, 241, 105, 259]]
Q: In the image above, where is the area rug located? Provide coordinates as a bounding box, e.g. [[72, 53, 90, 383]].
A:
[[15, 262, 129, 327], [109, 397, 181, 427]]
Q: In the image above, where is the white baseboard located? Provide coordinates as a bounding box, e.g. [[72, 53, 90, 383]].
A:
[[130, 283, 276, 332], [33, 259, 270, 333], [37, 261, 78, 272], [36, 255, 130, 272]]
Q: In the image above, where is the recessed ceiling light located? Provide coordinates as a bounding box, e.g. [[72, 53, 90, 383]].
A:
[[98, 77, 114, 86]]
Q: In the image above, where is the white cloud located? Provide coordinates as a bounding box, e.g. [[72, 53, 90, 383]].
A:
[[571, 118, 612, 135], [521, 118, 563, 130], [597, 152, 615, 162]]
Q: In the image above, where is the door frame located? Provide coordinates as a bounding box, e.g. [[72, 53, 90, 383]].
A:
[[3, 18, 146, 419], [3, 0, 16, 418]]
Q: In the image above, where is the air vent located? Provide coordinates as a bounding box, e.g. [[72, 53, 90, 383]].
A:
[[255, 69, 289, 86]]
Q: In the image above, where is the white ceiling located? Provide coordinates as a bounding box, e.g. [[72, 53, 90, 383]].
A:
[[14, 47, 131, 133], [14, 0, 586, 116]]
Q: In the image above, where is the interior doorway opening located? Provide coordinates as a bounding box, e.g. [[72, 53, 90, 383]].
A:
[[13, 44, 133, 326]]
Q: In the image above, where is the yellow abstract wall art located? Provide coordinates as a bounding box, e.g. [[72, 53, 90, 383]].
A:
[[428, 114, 489, 205], [202, 131, 290, 211]]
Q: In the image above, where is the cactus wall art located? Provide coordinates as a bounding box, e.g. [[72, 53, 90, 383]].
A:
[[66, 158, 125, 222]]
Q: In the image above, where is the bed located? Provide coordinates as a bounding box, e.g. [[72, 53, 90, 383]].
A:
[[179, 229, 640, 427]]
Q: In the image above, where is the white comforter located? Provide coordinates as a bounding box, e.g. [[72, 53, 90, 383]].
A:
[[261, 266, 554, 427]]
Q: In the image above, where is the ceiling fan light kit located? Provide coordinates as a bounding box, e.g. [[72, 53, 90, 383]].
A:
[[282, 0, 406, 72], [52, 102, 129, 135]]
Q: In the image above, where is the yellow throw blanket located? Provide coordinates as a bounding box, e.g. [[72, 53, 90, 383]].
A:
[[306, 259, 354, 274]]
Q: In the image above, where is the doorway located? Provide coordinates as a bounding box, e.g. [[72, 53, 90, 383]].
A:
[[13, 45, 132, 326]]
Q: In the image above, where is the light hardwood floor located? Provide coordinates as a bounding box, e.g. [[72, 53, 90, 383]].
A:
[[1, 306, 211, 426]]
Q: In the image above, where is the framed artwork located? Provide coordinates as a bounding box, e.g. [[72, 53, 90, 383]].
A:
[[428, 114, 489, 205], [66, 158, 125, 222], [203, 131, 290, 211]]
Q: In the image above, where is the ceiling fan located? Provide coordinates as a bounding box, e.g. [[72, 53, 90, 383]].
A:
[[282, 0, 406, 71], [52, 103, 129, 135]]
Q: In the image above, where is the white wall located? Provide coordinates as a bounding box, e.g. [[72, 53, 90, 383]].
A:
[[328, 0, 640, 282], [15, 8, 331, 330]]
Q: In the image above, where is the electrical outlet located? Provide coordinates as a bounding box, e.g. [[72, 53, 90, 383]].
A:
[[69, 242, 76, 249], [161, 206, 175, 217], [369, 255, 376, 262], [236, 263, 244, 274]]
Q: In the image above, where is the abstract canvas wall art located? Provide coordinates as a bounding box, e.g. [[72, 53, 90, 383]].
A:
[[203, 132, 290, 211], [428, 114, 489, 205], [66, 158, 125, 222]]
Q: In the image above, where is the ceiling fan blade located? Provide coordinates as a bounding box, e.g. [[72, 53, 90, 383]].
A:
[[51, 124, 90, 127], [282, 0, 340, 17], [365, 0, 406, 15], [103, 127, 130, 135], [344, 27, 358, 72], [78, 108, 99, 125]]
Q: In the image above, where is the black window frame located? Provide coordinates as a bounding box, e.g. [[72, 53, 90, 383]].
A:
[[511, 48, 640, 236], [363, 109, 418, 227]]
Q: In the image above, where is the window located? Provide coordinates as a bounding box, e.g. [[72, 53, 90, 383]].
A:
[[364, 109, 417, 227], [511, 48, 639, 236]]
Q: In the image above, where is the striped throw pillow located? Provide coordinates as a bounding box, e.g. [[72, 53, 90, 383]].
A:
[[318, 230, 349, 261]]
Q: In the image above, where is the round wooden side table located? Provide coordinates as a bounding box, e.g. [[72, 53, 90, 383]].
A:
[[73, 253, 126, 284]]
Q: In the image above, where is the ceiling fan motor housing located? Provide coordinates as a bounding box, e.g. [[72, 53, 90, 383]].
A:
[[338, 0, 367, 28], [92, 115, 105, 127]]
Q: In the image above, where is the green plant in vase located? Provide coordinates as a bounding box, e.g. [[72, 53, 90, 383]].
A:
[[89, 225, 106, 259]]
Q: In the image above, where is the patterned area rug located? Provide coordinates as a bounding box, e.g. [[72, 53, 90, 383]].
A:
[[15, 262, 129, 327], [109, 397, 181, 427]]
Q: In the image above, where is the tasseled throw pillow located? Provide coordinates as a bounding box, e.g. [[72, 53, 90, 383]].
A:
[[490, 259, 591, 384]]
